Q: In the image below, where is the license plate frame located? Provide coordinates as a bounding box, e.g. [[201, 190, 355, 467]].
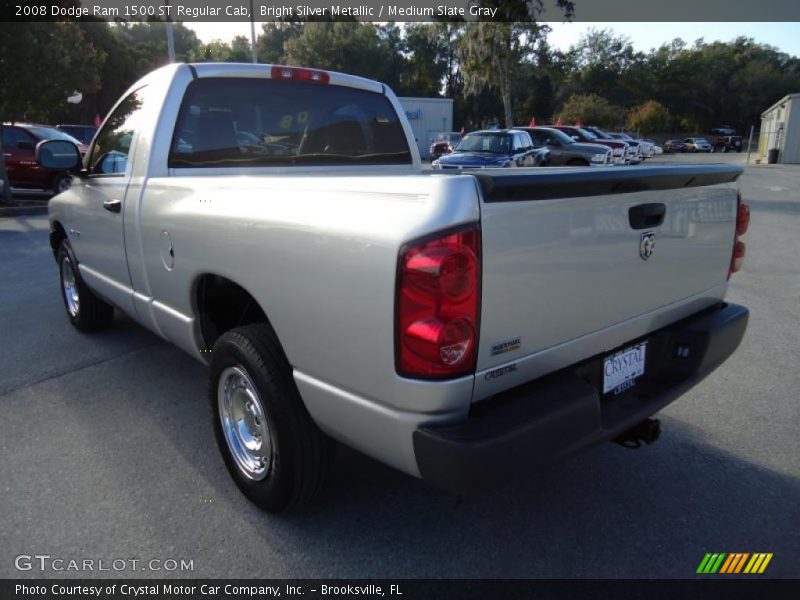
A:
[[602, 341, 647, 395]]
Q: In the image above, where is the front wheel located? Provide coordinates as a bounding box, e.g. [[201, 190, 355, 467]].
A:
[[567, 158, 590, 167], [57, 241, 114, 331], [209, 323, 334, 512], [52, 173, 72, 195]]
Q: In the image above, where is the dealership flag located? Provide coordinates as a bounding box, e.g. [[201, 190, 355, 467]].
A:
[[529, 117, 536, 127], [94, 114, 102, 127]]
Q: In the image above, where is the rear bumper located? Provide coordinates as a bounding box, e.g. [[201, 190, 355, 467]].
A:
[[413, 302, 748, 496]]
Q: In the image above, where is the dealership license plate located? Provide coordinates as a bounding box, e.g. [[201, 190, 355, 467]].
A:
[[603, 342, 647, 395]]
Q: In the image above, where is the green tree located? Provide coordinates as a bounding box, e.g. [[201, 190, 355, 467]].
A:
[[402, 23, 447, 97], [0, 22, 104, 122], [257, 22, 302, 64], [376, 22, 407, 93], [433, 22, 465, 100], [229, 36, 253, 62], [457, 1, 573, 127], [626, 100, 671, 133], [283, 22, 395, 83], [458, 23, 540, 128], [556, 93, 624, 128], [201, 40, 234, 62]]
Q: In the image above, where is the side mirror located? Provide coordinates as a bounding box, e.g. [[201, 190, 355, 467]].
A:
[[36, 139, 82, 171]]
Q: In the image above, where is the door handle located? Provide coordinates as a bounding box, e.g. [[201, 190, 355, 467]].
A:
[[629, 203, 666, 229], [103, 199, 122, 213]]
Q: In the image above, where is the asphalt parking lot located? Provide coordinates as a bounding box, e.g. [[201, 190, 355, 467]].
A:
[[1, 153, 799, 579]]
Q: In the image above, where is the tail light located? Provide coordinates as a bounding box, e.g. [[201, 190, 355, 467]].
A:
[[729, 191, 750, 278], [270, 65, 330, 84], [396, 225, 481, 379]]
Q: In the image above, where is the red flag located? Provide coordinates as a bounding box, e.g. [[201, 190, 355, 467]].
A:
[[556, 118, 562, 126], [459, 126, 465, 135], [528, 117, 536, 127], [575, 120, 582, 127], [94, 114, 102, 128]]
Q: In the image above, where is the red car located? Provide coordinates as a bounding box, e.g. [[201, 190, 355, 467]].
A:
[[1, 123, 87, 194], [664, 139, 689, 153], [429, 132, 462, 161]]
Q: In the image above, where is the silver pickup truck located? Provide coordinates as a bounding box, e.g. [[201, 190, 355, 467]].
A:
[[37, 63, 750, 512]]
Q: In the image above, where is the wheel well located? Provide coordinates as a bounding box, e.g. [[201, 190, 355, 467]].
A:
[[195, 274, 268, 351], [50, 222, 67, 257]]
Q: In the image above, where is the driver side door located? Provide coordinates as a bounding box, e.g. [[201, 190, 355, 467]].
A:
[[70, 87, 148, 315]]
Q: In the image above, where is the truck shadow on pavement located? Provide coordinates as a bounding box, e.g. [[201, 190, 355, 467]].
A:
[[2, 317, 798, 579], [85, 341, 799, 579]]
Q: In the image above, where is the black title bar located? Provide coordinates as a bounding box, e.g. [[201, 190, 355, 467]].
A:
[[4, 579, 800, 600], [3, 0, 800, 22]]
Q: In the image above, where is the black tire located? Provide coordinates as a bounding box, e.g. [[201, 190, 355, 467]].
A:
[[57, 241, 114, 331], [52, 173, 72, 195], [566, 158, 590, 166], [209, 323, 334, 512]]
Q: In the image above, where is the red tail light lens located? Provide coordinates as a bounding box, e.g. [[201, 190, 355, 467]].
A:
[[396, 226, 481, 379], [270, 65, 330, 84], [729, 192, 750, 278], [736, 201, 750, 236]]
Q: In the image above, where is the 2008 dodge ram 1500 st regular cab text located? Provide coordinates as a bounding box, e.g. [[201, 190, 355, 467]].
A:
[[38, 63, 750, 512]]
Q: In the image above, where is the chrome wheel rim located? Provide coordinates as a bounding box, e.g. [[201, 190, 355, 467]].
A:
[[61, 256, 80, 317], [218, 366, 272, 480]]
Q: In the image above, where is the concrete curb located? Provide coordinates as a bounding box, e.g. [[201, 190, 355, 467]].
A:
[[0, 204, 49, 217]]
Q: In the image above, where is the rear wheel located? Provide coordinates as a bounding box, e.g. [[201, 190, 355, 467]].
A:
[[209, 323, 334, 512], [57, 241, 114, 331]]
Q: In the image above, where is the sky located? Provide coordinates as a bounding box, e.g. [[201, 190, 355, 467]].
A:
[[186, 21, 800, 57]]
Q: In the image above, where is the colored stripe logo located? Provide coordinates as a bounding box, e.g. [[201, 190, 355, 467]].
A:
[[697, 552, 773, 574]]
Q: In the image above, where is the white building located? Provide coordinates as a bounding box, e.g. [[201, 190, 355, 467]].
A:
[[397, 97, 454, 159], [759, 93, 800, 164]]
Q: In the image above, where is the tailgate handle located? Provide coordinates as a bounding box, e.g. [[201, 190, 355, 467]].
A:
[[629, 203, 666, 229]]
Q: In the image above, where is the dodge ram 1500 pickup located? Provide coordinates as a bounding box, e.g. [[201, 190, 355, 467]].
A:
[[37, 63, 750, 512]]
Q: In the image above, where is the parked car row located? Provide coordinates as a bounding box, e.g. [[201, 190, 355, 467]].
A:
[[1, 122, 96, 195], [431, 129, 550, 169], [519, 127, 612, 166], [430, 124, 667, 170]]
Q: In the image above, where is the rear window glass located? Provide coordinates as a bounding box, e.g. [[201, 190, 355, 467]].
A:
[[169, 78, 412, 168]]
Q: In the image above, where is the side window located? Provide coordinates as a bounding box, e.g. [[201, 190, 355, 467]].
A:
[[519, 132, 532, 149], [88, 86, 148, 176], [2, 126, 35, 150]]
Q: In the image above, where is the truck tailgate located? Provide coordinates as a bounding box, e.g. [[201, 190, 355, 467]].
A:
[[472, 165, 742, 400]]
